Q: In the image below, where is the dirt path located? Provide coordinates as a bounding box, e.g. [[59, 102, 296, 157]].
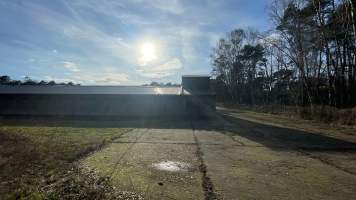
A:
[[80, 116, 356, 200]]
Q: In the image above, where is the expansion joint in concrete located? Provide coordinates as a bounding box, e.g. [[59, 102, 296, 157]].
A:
[[298, 150, 356, 176], [192, 124, 219, 200]]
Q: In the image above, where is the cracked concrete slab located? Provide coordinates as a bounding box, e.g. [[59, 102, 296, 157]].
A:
[[115, 128, 196, 144], [80, 118, 356, 200], [194, 129, 356, 200], [81, 129, 204, 200]]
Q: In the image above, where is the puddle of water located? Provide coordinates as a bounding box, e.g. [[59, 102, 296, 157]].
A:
[[152, 161, 191, 172]]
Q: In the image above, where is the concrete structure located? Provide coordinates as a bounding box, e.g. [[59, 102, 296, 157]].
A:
[[0, 76, 215, 118]]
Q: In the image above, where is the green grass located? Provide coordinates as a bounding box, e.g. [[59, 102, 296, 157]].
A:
[[0, 124, 131, 199]]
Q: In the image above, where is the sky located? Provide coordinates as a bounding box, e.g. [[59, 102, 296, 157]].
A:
[[0, 0, 271, 85]]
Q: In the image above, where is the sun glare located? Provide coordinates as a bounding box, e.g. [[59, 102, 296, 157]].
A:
[[140, 42, 157, 65]]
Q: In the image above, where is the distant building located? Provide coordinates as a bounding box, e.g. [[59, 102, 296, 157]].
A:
[[0, 76, 215, 118]]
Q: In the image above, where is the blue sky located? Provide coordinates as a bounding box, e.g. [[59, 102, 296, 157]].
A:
[[0, 0, 270, 85]]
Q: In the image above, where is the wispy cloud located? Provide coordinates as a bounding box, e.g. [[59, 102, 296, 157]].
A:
[[63, 61, 80, 72], [94, 73, 129, 85], [0, 0, 270, 84], [71, 72, 130, 85], [147, 0, 184, 14], [137, 58, 183, 78]]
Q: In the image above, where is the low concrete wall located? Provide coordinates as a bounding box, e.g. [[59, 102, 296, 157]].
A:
[[0, 94, 216, 118]]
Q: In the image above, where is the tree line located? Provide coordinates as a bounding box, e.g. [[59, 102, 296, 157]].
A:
[[211, 0, 356, 109], [143, 82, 181, 87], [0, 75, 79, 86]]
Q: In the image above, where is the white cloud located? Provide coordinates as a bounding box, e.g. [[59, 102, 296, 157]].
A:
[[63, 61, 80, 72], [70, 71, 130, 85], [28, 2, 135, 65], [152, 58, 183, 72], [137, 58, 183, 78], [94, 73, 129, 85], [58, 23, 135, 65], [73, 0, 184, 15], [25, 1, 214, 77], [12, 0, 262, 85]]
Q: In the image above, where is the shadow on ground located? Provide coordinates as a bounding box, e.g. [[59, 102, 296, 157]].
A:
[[218, 113, 356, 150], [1, 112, 356, 151]]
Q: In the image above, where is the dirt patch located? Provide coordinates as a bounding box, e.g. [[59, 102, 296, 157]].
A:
[[39, 165, 143, 200]]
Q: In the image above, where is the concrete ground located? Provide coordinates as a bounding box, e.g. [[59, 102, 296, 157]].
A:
[[80, 113, 356, 200]]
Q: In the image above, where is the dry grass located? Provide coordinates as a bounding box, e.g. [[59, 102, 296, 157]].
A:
[[0, 124, 131, 199], [226, 104, 356, 126]]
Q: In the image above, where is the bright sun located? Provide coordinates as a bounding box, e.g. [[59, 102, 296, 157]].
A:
[[140, 42, 157, 65]]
